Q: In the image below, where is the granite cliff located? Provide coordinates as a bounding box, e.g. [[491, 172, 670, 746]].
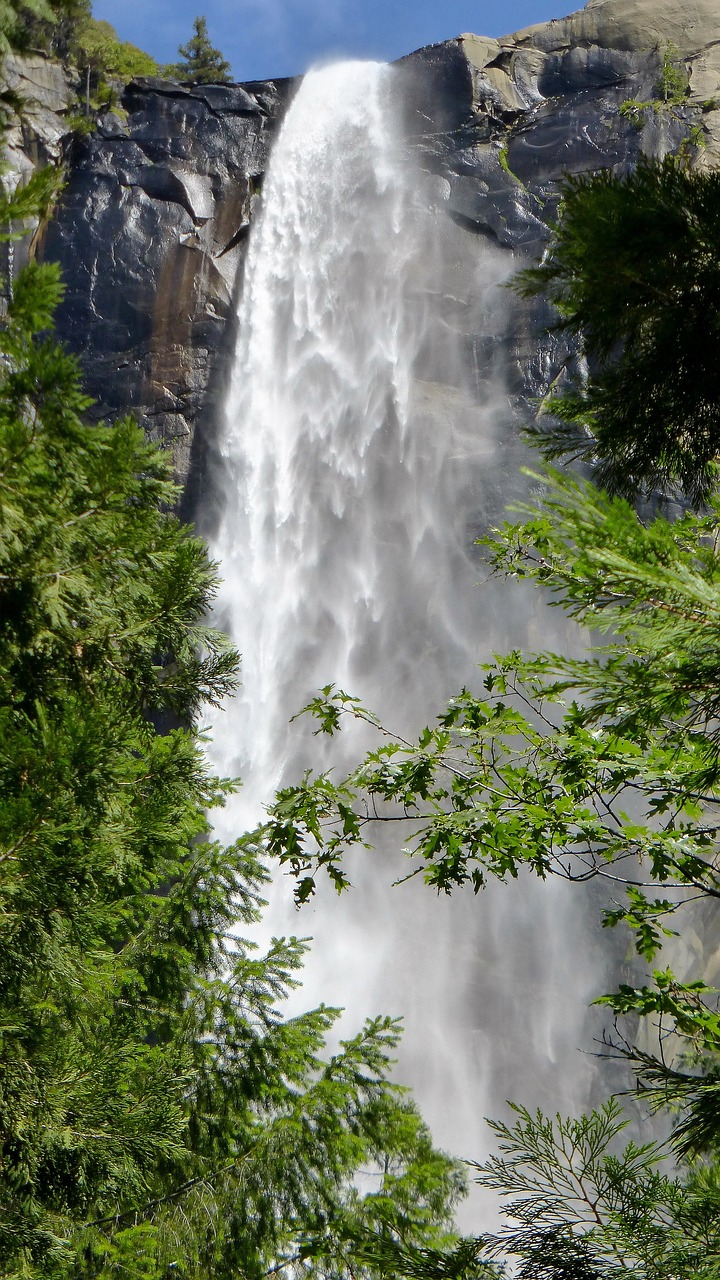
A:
[[3, 0, 720, 511]]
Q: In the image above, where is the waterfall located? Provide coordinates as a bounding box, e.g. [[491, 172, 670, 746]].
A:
[[208, 59, 612, 1225]]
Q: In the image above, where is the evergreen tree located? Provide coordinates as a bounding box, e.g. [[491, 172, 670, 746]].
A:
[[321, 1103, 720, 1278], [513, 158, 720, 505], [166, 15, 231, 85], [0, 189, 465, 1275]]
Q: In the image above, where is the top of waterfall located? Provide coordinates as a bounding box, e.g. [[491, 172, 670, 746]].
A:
[[501, 0, 719, 56]]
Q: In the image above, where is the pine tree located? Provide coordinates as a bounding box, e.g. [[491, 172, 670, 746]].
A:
[[166, 15, 232, 85]]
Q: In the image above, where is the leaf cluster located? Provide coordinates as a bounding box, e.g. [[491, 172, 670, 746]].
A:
[[73, 16, 159, 83]]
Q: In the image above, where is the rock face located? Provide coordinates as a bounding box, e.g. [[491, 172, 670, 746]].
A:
[[28, 0, 720, 511], [523, 0, 720, 58], [39, 77, 293, 499], [1, 51, 75, 186], [0, 52, 76, 292]]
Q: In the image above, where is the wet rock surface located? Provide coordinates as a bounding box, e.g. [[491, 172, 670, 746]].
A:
[[29, 0, 720, 511]]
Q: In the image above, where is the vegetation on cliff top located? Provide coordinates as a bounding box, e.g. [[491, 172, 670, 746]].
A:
[[165, 15, 232, 85], [0, 3, 237, 142], [4, 0, 158, 78]]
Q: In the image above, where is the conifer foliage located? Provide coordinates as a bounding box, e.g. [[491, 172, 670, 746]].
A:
[[0, 195, 464, 1276], [471, 1102, 720, 1278], [166, 15, 231, 85], [514, 158, 720, 504]]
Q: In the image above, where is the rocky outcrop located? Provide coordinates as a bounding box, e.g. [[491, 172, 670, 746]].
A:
[[39, 77, 293, 496], [460, 0, 720, 168], [390, 0, 719, 518], [1, 51, 75, 183], [29, 0, 720, 510], [0, 52, 76, 290], [517, 0, 720, 59]]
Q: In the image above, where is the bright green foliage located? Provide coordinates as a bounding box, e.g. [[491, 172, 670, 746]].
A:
[[6, 3, 157, 80], [0, 223, 465, 1273], [165, 15, 231, 85], [74, 17, 159, 82], [0, 163, 60, 233], [471, 1101, 720, 1278], [264, 468, 720, 1151], [514, 159, 720, 503]]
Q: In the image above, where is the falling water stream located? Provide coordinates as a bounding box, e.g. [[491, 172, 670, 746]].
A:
[[208, 60, 612, 1226]]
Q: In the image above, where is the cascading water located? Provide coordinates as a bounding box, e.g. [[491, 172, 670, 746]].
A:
[[208, 59, 613, 1224]]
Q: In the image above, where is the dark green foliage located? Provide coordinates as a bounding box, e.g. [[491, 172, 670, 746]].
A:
[[0, 251, 224, 1270], [341, 1233, 497, 1280], [165, 15, 231, 85], [0, 218, 465, 1274], [514, 158, 720, 504], [6, 0, 90, 59], [0, 0, 54, 54], [334, 1101, 720, 1279]]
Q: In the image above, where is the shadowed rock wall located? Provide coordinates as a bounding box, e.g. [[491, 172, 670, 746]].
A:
[[38, 77, 293, 500]]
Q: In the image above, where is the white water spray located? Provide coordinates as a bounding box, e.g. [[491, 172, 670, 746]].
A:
[[209, 60, 610, 1223]]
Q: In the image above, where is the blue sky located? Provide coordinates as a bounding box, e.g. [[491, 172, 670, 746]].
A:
[[92, 0, 577, 83]]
